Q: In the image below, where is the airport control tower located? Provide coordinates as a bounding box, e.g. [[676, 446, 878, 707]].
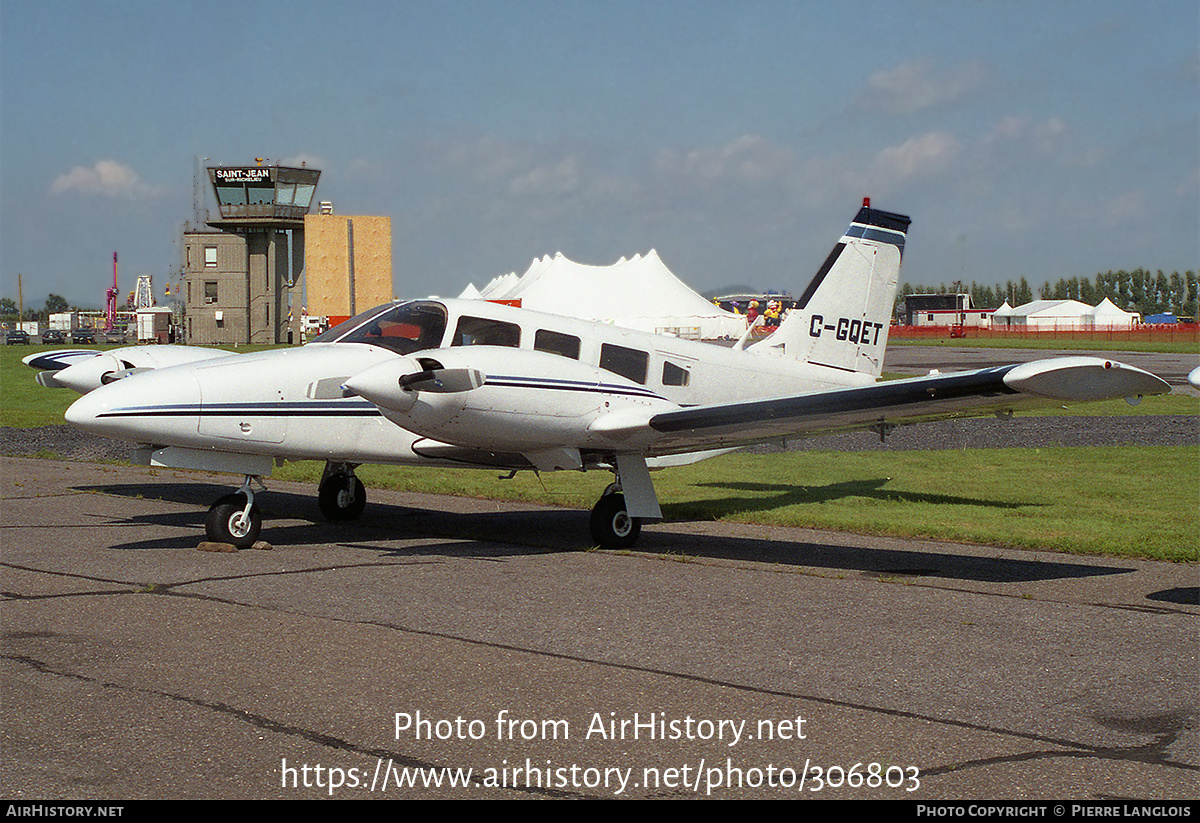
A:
[[182, 163, 320, 344]]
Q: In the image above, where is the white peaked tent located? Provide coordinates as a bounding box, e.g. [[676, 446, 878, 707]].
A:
[[1001, 299, 1094, 329], [990, 301, 1014, 327], [994, 298, 1142, 330], [1088, 297, 1140, 329], [459, 250, 747, 338]]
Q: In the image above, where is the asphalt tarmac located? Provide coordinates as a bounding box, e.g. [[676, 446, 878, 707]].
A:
[[2, 456, 1195, 800]]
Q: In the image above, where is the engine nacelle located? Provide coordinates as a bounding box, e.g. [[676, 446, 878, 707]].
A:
[[343, 346, 675, 452]]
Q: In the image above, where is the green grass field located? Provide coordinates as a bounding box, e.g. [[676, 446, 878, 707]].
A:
[[3, 342, 1196, 560], [270, 448, 1198, 561]]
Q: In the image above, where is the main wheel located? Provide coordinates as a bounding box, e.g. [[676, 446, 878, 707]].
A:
[[205, 493, 261, 549], [318, 474, 367, 521], [589, 493, 641, 549]]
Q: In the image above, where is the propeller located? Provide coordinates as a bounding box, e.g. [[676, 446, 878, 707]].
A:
[[342, 361, 486, 413], [398, 368, 485, 393]]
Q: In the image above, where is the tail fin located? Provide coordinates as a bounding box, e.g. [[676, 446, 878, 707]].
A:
[[749, 200, 910, 378]]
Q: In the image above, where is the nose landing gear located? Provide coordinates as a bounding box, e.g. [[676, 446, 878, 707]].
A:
[[205, 475, 265, 548]]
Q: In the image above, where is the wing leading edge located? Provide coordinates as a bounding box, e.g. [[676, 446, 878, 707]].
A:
[[608, 356, 1170, 455]]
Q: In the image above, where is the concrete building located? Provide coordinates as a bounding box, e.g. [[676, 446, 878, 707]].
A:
[[181, 164, 320, 345], [182, 230, 293, 344]]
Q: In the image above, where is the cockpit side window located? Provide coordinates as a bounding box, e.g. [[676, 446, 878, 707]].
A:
[[452, 316, 521, 348], [313, 301, 448, 354]]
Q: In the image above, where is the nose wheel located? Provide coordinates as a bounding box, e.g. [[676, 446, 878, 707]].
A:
[[205, 475, 264, 548], [318, 465, 367, 522]]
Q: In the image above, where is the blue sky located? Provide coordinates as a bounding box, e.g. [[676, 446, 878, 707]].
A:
[[2, 0, 1196, 309]]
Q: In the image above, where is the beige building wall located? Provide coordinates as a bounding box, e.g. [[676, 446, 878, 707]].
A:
[[303, 215, 393, 322]]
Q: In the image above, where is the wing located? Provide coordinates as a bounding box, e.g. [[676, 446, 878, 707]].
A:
[[592, 357, 1171, 455]]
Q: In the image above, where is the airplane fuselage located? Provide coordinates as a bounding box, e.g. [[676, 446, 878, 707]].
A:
[[65, 298, 879, 473]]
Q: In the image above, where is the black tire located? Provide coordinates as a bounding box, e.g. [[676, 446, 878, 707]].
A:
[[205, 493, 261, 549], [589, 493, 641, 549], [318, 474, 367, 522]]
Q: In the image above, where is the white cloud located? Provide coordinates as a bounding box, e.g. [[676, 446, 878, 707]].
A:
[[983, 115, 1069, 154], [508, 156, 582, 197], [873, 131, 960, 180], [860, 58, 987, 114], [49, 159, 160, 198], [655, 135, 794, 184]]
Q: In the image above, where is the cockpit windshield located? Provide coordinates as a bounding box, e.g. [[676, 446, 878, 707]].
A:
[[309, 301, 448, 355]]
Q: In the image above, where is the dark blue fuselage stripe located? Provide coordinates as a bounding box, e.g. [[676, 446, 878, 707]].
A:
[[485, 376, 663, 400], [94, 377, 666, 419]]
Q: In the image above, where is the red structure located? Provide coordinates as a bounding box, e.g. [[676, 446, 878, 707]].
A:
[[104, 252, 120, 331]]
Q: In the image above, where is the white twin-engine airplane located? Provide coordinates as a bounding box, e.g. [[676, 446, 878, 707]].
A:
[[43, 202, 1169, 549]]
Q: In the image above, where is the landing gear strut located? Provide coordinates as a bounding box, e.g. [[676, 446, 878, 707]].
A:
[[205, 475, 264, 548], [589, 483, 641, 549], [318, 462, 366, 522]]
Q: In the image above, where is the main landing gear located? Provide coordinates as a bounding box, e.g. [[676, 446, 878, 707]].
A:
[[589, 483, 640, 549], [318, 462, 366, 522], [205, 475, 265, 549]]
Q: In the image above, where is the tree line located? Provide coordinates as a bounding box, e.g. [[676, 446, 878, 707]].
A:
[[898, 269, 1199, 319], [0, 294, 71, 323]]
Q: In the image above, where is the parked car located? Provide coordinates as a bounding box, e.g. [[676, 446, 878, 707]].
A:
[[41, 329, 65, 344], [5, 329, 30, 345], [71, 328, 96, 344]]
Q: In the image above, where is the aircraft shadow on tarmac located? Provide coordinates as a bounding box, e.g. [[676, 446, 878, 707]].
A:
[[678, 477, 1037, 517], [79, 481, 1135, 585]]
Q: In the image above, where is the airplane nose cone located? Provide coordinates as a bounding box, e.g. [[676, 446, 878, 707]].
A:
[[64, 385, 112, 431], [64, 368, 201, 444]]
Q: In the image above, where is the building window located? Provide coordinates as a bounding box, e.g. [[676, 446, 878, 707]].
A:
[[205, 282, 218, 304], [204, 246, 218, 267]]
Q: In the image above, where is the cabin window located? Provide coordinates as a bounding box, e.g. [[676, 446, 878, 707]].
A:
[[599, 343, 648, 384], [662, 361, 690, 387], [534, 329, 581, 359], [452, 316, 520, 348], [313, 300, 448, 355]]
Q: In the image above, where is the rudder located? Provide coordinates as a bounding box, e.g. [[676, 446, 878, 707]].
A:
[[749, 200, 911, 377]]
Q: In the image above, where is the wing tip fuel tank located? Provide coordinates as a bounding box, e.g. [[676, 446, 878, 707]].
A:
[[1001, 357, 1171, 402]]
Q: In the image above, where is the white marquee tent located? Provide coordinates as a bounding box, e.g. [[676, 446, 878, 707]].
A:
[[460, 250, 747, 339], [990, 298, 1140, 330]]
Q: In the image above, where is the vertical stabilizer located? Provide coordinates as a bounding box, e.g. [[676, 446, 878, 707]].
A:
[[749, 201, 910, 377]]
